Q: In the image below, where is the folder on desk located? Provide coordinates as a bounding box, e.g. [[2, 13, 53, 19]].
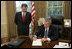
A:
[[8, 38, 25, 47]]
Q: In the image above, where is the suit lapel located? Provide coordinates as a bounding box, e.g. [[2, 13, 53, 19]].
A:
[[42, 26, 45, 37], [25, 12, 27, 21], [19, 12, 22, 22]]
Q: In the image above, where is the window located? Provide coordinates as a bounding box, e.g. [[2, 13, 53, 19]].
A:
[[16, 1, 31, 12], [48, 1, 64, 16]]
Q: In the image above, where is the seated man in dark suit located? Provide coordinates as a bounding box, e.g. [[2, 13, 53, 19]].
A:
[[33, 18, 59, 42]]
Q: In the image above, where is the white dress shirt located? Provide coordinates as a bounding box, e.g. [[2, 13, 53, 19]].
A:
[[22, 12, 26, 16], [45, 27, 51, 42]]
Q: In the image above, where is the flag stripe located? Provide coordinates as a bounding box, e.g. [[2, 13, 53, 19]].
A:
[[31, 2, 35, 17], [31, 10, 35, 16], [31, 13, 35, 17], [32, 8, 35, 12], [32, 6, 34, 11]]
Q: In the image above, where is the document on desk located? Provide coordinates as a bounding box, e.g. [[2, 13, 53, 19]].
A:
[[59, 42, 69, 46], [53, 45, 70, 48], [53, 42, 70, 48], [32, 39, 42, 46]]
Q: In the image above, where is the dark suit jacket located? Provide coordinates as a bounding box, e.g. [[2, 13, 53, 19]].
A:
[[14, 12, 31, 36], [35, 25, 59, 41]]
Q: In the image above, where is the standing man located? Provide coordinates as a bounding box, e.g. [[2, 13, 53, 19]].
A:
[[15, 4, 31, 36]]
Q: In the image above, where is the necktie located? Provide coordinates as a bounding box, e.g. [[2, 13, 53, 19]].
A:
[[22, 12, 26, 21], [44, 29, 48, 38]]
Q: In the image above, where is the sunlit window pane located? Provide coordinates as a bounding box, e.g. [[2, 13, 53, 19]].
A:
[[16, 1, 31, 12]]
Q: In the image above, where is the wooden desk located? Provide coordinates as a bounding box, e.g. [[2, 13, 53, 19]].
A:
[[18, 36, 71, 48]]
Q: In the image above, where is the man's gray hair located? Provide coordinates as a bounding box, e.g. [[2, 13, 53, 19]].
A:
[[44, 18, 52, 23]]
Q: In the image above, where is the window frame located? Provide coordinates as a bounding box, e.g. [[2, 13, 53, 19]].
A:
[[47, 1, 64, 16]]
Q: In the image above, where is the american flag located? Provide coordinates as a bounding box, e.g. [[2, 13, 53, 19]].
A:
[[31, 1, 36, 33], [31, 1, 35, 17]]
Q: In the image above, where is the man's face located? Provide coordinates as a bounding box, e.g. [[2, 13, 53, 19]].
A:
[[44, 22, 50, 28], [21, 6, 27, 12]]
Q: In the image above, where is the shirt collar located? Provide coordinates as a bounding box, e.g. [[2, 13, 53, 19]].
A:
[[22, 12, 26, 16], [45, 27, 49, 31]]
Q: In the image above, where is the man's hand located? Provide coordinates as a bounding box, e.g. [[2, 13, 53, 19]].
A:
[[32, 37, 37, 41], [41, 38, 47, 42]]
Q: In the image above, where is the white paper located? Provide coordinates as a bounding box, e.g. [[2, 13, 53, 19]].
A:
[[59, 42, 69, 46], [53, 45, 70, 48], [53, 45, 60, 48], [32, 39, 42, 46], [53, 42, 70, 48]]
